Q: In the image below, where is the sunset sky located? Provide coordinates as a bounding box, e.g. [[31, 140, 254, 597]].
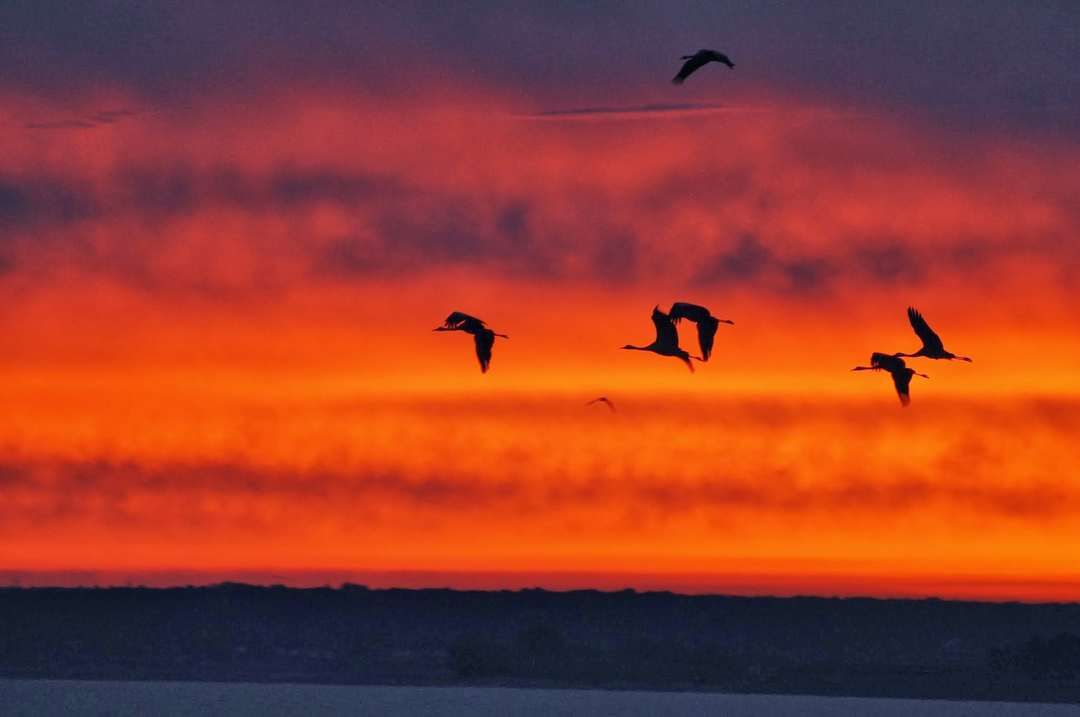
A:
[[2, 2, 1080, 600]]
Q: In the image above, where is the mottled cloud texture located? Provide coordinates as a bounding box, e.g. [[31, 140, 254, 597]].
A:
[[2, 2, 1080, 596]]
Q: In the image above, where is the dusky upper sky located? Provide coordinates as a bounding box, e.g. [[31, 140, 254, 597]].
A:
[[2, 2, 1080, 598], [4, 1, 1079, 128]]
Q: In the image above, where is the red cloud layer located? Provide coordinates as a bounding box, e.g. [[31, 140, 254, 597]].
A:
[[1, 88, 1079, 596]]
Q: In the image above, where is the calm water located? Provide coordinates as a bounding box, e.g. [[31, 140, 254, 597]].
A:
[[1, 680, 1075, 717]]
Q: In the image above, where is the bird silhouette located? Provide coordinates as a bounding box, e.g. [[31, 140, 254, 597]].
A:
[[668, 302, 734, 361], [894, 307, 972, 362], [622, 306, 703, 372], [433, 311, 508, 373], [852, 352, 929, 406], [586, 396, 616, 412], [672, 49, 735, 84]]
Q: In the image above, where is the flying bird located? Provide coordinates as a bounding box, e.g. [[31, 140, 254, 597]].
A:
[[622, 306, 703, 372], [852, 352, 929, 406], [668, 302, 734, 361], [672, 49, 735, 84], [894, 307, 972, 362], [586, 396, 616, 412], [433, 311, 508, 373]]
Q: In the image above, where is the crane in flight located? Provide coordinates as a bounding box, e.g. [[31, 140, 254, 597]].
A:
[[668, 302, 734, 361], [621, 306, 703, 372], [894, 307, 973, 362], [433, 311, 508, 373], [672, 49, 735, 84], [852, 352, 929, 406], [586, 396, 616, 412]]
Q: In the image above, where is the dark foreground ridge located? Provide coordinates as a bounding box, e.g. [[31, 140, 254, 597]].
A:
[[3, 585, 1080, 703]]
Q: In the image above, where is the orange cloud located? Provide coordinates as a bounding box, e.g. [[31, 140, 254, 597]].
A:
[[2, 87, 1080, 598]]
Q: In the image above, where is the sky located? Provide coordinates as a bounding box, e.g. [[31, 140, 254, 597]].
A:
[[2, 2, 1080, 600]]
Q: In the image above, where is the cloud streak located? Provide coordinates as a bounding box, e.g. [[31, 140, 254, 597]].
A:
[[0, 91, 1077, 300]]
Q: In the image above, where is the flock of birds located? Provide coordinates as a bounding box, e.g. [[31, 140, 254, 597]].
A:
[[852, 307, 972, 406], [434, 304, 971, 407], [432, 49, 972, 407]]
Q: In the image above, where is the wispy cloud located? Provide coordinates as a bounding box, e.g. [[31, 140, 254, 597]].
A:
[[22, 108, 141, 131]]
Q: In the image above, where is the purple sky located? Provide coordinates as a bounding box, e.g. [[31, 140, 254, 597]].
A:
[[2, 1, 1078, 133]]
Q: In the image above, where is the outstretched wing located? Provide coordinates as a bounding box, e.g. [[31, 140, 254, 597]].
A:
[[696, 319, 718, 361], [473, 329, 495, 373], [672, 55, 709, 84], [891, 370, 913, 407], [871, 352, 906, 373], [651, 307, 680, 348], [907, 307, 944, 353], [587, 397, 616, 412], [440, 311, 486, 331], [706, 50, 734, 67], [669, 302, 711, 323]]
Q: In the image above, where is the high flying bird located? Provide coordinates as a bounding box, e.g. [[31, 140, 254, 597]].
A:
[[895, 307, 972, 362], [433, 311, 508, 374], [668, 302, 734, 361], [852, 352, 929, 407], [672, 49, 734, 84], [586, 396, 616, 412], [621, 306, 703, 372]]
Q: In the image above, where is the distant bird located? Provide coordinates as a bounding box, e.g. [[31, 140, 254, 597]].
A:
[[852, 352, 929, 407], [622, 306, 703, 372], [672, 49, 735, 84], [433, 311, 508, 373], [894, 307, 973, 362], [586, 396, 616, 412], [668, 302, 734, 361]]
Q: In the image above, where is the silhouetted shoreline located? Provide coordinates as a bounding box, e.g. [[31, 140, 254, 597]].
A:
[[3, 584, 1080, 703]]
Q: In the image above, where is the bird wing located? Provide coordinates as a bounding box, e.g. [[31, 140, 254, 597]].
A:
[[669, 302, 711, 323], [651, 308, 680, 348], [587, 397, 616, 412], [891, 370, 913, 406], [442, 311, 485, 331], [697, 320, 718, 362], [707, 50, 734, 67], [672, 55, 709, 84], [907, 307, 944, 352], [871, 352, 905, 373], [473, 329, 495, 373]]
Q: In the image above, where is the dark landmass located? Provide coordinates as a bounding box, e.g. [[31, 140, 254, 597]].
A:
[[3, 585, 1080, 703]]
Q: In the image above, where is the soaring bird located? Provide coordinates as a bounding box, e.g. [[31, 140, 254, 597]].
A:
[[852, 352, 929, 406], [433, 311, 508, 373], [622, 306, 702, 372], [672, 49, 735, 84], [668, 302, 734, 362], [894, 307, 973, 362], [586, 396, 616, 412]]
